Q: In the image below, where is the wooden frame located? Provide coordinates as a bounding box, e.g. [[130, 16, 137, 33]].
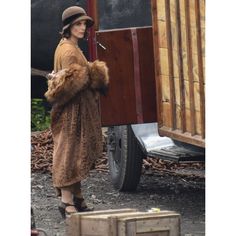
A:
[[151, 0, 205, 147]]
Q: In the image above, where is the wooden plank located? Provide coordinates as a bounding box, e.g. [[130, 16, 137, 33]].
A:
[[108, 216, 118, 236], [195, 110, 202, 135], [159, 48, 170, 76], [182, 50, 189, 80], [174, 78, 181, 130], [174, 78, 181, 106], [170, 0, 178, 51], [158, 20, 168, 48], [185, 108, 192, 132], [185, 0, 196, 135], [192, 53, 200, 83], [175, 0, 186, 133], [193, 82, 201, 112], [80, 218, 108, 236], [161, 75, 171, 102], [162, 102, 172, 127], [137, 27, 157, 123], [180, 0, 187, 52], [184, 80, 190, 109], [165, 0, 176, 130], [200, 0, 205, 84], [176, 105, 182, 130], [195, 0, 205, 138], [156, 0, 166, 21], [126, 221, 136, 236], [66, 214, 81, 236], [131, 28, 144, 123], [172, 49, 180, 78], [71, 208, 138, 218], [159, 126, 205, 147], [199, 0, 205, 29], [135, 215, 180, 236], [86, 211, 143, 219], [151, 0, 163, 126]]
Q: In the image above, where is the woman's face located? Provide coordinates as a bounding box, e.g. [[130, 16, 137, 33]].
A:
[[70, 20, 87, 39]]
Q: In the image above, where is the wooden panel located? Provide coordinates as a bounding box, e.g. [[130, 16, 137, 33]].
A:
[[158, 21, 168, 48], [96, 27, 157, 127], [137, 28, 158, 123], [151, 0, 205, 147]]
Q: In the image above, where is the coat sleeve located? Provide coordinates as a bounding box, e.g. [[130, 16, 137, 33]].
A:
[[44, 49, 90, 106], [88, 60, 110, 96]]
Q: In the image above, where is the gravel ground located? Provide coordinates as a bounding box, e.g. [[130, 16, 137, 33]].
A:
[[31, 168, 205, 236]]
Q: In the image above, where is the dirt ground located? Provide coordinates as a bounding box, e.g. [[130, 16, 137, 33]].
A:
[[31, 166, 205, 236]]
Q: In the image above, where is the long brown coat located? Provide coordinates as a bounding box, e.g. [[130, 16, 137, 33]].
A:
[[48, 38, 107, 191]]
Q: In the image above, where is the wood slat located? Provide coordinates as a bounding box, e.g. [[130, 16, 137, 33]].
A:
[[156, 0, 167, 21], [158, 20, 168, 48], [195, 0, 205, 138], [174, 78, 181, 129], [152, 0, 163, 126], [165, 0, 176, 130], [185, 0, 196, 135], [174, 0, 186, 132]]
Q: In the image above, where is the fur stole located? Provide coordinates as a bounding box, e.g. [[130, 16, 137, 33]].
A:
[[88, 60, 110, 96], [44, 63, 89, 106]]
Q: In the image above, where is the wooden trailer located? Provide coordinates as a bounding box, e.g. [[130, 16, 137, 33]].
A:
[[90, 0, 205, 190]]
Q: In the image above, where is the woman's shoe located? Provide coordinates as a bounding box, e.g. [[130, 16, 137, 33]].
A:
[[58, 201, 78, 219], [73, 196, 94, 212]]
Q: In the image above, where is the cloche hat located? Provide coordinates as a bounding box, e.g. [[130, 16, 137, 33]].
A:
[[61, 6, 94, 34]]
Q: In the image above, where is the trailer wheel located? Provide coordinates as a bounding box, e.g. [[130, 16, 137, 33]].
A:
[[107, 125, 145, 191]]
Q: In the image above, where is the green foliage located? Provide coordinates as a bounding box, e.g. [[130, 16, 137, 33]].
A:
[[31, 99, 51, 131]]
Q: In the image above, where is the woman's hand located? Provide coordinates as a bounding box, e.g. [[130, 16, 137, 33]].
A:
[[46, 70, 56, 80]]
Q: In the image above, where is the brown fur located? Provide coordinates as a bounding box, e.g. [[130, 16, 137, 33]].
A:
[[44, 63, 89, 105], [88, 60, 109, 94]]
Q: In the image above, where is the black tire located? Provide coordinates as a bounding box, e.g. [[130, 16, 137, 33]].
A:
[[107, 125, 145, 191]]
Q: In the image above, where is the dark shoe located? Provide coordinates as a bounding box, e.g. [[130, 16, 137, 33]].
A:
[[73, 196, 94, 212], [58, 201, 78, 219]]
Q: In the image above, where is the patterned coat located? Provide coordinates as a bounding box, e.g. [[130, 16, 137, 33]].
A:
[[45, 38, 109, 191]]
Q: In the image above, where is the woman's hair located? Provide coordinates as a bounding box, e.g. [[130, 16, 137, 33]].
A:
[[60, 22, 89, 40]]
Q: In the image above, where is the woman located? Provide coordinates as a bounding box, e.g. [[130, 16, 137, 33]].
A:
[[44, 6, 109, 218]]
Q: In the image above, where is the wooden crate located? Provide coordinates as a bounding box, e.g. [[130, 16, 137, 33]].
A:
[[151, 0, 205, 147], [66, 208, 180, 236]]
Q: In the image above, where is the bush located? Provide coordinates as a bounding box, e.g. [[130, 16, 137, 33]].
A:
[[31, 99, 51, 131]]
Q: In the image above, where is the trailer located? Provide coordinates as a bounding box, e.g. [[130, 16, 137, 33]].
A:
[[31, 0, 205, 191]]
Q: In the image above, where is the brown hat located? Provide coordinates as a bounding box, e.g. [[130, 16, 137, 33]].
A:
[[61, 6, 94, 34]]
